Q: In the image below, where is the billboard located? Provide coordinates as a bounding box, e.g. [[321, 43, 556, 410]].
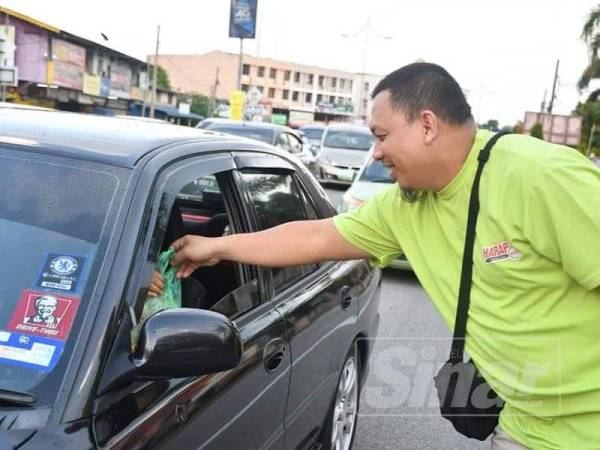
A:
[[109, 64, 132, 99], [229, 0, 258, 39], [523, 112, 582, 146], [229, 90, 245, 121], [49, 38, 85, 90], [0, 25, 16, 67]]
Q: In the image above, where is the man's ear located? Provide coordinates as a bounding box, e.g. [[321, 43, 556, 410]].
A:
[[420, 110, 438, 144]]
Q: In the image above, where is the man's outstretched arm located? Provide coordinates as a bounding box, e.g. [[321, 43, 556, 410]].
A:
[[170, 218, 368, 278]]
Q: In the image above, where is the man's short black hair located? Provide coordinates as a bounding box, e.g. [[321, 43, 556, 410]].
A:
[[372, 63, 473, 125]]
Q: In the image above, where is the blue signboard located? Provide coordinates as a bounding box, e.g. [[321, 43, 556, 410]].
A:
[[100, 77, 111, 97], [229, 0, 258, 39]]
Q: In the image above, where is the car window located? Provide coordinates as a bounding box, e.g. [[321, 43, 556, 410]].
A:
[[207, 124, 275, 144], [240, 169, 318, 294], [132, 169, 259, 348], [287, 133, 303, 154], [276, 132, 290, 151], [359, 157, 394, 183], [0, 150, 126, 403], [323, 130, 374, 150], [300, 127, 324, 141]]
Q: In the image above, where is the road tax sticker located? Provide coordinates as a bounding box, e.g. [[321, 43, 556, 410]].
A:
[[0, 331, 64, 372], [36, 253, 86, 293], [6, 290, 80, 341]]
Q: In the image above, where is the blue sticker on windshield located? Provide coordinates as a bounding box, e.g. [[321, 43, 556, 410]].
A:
[[0, 331, 64, 373], [36, 253, 87, 294]]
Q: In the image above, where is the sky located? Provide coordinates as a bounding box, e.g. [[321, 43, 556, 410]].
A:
[[2, 0, 599, 126]]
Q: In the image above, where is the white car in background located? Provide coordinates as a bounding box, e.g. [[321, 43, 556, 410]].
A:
[[317, 124, 374, 185], [338, 150, 411, 270]]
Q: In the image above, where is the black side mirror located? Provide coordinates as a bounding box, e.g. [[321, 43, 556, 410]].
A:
[[132, 308, 242, 379]]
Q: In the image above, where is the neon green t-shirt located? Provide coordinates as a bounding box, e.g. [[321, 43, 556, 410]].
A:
[[334, 130, 600, 449]]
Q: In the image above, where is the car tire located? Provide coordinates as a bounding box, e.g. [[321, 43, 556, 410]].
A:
[[320, 341, 361, 450]]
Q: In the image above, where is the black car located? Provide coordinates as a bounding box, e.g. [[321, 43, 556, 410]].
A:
[[0, 109, 381, 450]]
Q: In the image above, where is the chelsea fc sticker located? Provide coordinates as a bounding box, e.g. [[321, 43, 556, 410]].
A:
[[36, 254, 86, 293]]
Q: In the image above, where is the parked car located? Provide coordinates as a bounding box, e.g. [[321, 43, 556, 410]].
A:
[[0, 108, 381, 450], [338, 151, 411, 270], [204, 120, 318, 175], [299, 124, 326, 155], [317, 124, 375, 185], [195, 117, 233, 129]]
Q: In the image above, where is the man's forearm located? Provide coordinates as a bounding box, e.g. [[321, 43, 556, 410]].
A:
[[214, 218, 368, 267]]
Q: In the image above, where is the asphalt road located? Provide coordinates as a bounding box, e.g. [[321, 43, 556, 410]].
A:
[[324, 185, 490, 450]]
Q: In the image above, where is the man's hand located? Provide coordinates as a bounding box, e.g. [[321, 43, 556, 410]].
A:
[[170, 235, 221, 278], [170, 219, 368, 278], [148, 270, 165, 297]]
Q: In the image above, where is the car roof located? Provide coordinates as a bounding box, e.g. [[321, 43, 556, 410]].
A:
[[299, 124, 326, 130], [208, 120, 295, 132], [0, 108, 242, 168], [325, 123, 371, 133]]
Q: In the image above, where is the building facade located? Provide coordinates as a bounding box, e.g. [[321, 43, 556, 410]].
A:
[[0, 6, 199, 123], [153, 50, 382, 125]]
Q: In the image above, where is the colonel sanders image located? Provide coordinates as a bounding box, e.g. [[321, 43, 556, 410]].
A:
[[24, 295, 60, 328]]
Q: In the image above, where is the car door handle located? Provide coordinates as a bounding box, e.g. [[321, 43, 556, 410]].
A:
[[263, 338, 286, 373], [338, 285, 353, 310]]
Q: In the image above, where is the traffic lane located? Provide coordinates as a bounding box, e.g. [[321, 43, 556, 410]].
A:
[[353, 270, 489, 449]]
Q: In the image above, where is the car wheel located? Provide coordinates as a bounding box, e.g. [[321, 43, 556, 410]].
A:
[[321, 341, 361, 450]]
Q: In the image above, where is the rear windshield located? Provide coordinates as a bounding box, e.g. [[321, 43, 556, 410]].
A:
[[208, 124, 275, 144], [300, 127, 324, 140], [323, 130, 374, 150], [359, 157, 394, 183], [0, 150, 124, 405]]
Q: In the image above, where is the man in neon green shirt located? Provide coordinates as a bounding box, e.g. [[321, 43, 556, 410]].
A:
[[170, 63, 600, 449]]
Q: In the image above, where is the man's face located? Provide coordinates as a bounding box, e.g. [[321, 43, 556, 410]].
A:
[[369, 91, 431, 191], [36, 297, 57, 319]]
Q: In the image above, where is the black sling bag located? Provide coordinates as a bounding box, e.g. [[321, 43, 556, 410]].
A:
[[434, 131, 509, 440]]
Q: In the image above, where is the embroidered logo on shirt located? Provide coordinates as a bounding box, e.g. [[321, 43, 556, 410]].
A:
[[482, 241, 521, 264]]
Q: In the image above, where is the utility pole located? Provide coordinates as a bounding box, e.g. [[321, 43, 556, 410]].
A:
[[237, 37, 243, 91], [341, 18, 394, 122], [150, 25, 160, 119], [141, 59, 149, 117], [209, 67, 220, 118], [547, 59, 560, 114]]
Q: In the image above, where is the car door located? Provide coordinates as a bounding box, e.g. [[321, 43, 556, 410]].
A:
[[233, 152, 371, 450], [92, 149, 291, 450]]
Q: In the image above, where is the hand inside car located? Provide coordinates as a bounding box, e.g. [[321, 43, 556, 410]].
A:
[[148, 269, 165, 297], [170, 235, 221, 279]]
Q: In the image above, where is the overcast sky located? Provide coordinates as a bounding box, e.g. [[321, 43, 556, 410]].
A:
[[2, 0, 598, 125]]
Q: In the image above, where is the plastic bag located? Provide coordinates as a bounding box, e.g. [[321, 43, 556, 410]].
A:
[[131, 248, 182, 350]]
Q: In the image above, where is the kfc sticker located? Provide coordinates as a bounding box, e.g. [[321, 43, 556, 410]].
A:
[[7, 290, 80, 341]]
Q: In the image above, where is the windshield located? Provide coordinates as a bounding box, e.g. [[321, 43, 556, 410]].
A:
[[207, 124, 275, 144], [359, 157, 394, 183], [323, 130, 374, 151], [0, 150, 123, 405], [300, 127, 324, 140]]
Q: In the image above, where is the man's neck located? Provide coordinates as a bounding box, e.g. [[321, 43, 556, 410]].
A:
[[430, 122, 477, 192]]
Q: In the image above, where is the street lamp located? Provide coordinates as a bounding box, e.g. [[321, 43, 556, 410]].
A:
[[340, 18, 394, 121]]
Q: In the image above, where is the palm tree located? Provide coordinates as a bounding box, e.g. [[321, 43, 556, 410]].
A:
[[579, 4, 600, 90]]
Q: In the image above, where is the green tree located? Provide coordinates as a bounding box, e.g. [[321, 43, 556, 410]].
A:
[[189, 94, 210, 117], [480, 119, 500, 131], [578, 5, 600, 90], [148, 65, 171, 90], [530, 123, 544, 139], [575, 98, 600, 155]]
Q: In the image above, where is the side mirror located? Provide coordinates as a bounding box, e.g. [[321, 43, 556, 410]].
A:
[[132, 308, 242, 379]]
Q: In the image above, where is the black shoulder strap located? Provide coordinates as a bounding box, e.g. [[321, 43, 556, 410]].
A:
[[450, 131, 510, 363]]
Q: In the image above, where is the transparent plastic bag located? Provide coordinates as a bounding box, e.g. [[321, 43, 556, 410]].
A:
[[131, 248, 181, 350]]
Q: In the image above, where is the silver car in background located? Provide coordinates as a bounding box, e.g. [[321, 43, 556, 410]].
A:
[[317, 124, 374, 184]]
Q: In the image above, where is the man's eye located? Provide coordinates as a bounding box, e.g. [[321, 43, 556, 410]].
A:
[[376, 135, 387, 142]]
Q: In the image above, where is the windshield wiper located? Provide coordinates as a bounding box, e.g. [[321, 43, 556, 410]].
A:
[[0, 388, 37, 406]]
